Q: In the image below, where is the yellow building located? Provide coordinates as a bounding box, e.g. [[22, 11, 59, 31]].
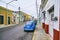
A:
[[0, 6, 12, 25], [24, 13, 30, 21]]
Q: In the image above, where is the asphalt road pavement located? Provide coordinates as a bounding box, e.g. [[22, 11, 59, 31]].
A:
[[0, 23, 33, 40]]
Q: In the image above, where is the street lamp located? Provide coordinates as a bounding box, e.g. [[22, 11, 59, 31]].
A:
[[6, 0, 17, 25], [18, 7, 20, 24]]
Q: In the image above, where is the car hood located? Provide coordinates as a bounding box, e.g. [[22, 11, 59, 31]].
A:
[[24, 25, 32, 28]]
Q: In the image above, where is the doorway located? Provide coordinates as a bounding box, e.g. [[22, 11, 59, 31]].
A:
[[8, 17, 10, 24], [0, 15, 4, 24]]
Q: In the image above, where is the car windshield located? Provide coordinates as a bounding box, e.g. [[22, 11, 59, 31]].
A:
[[26, 21, 32, 25]]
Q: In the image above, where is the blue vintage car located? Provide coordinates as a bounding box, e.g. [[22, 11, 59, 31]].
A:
[[24, 21, 36, 31]]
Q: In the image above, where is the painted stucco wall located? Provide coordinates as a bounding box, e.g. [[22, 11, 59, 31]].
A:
[[24, 13, 30, 21], [19, 11, 24, 22], [0, 6, 12, 25], [43, 0, 59, 30], [41, 0, 59, 38], [16, 13, 19, 24], [54, 0, 59, 31], [12, 13, 17, 24], [16, 11, 25, 24]]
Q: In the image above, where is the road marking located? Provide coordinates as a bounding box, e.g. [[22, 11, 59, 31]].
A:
[[32, 30, 36, 40]]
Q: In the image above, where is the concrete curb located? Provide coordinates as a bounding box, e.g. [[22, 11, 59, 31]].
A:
[[0, 22, 24, 29], [32, 30, 36, 40], [0, 22, 25, 31], [0, 24, 19, 31], [0, 24, 18, 29]]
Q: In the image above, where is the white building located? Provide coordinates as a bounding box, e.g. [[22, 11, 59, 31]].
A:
[[16, 13, 20, 24], [19, 11, 25, 22], [16, 11, 25, 24], [12, 12, 17, 24], [12, 11, 25, 24], [40, 0, 60, 40]]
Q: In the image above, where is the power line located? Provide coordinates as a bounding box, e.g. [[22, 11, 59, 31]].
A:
[[0, 0, 17, 8]]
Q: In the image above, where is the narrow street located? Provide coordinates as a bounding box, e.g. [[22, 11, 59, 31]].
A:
[[0, 23, 33, 40], [0, 0, 60, 40]]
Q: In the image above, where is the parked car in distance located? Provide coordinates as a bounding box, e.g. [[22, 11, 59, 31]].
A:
[[24, 21, 36, 32]]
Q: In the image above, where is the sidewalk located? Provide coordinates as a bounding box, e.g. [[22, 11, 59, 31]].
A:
[[0, 24, 17, 28], [32, 23, 50, 40]]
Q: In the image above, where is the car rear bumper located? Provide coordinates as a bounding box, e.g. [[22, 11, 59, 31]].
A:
[[24, 28, 34, 31]]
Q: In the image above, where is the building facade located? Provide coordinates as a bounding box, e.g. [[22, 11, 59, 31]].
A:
[[12, 11, 17, 24], [40, 0, 60, 40], [0, 6, 12, 26], [15, 11, 25, 24], [12, 11, 31, 24], [24, 13, 31, 21]]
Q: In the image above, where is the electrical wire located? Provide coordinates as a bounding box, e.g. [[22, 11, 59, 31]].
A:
[[0, 0, 17, 8]]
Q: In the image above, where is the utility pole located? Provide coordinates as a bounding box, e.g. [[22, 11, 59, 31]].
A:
[[18, 7, 20, 24], [36, 0, 38, 17], [36, 0, 39, 22], [39, 6, 41, 23]]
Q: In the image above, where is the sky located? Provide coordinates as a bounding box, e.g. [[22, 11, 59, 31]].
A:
[[0, 0, 41, 18]]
